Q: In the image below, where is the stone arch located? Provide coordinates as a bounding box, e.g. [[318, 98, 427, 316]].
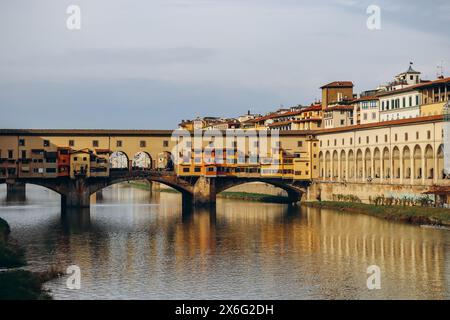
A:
[[0, 181, 63, 197], [319, 151, 324, 178], [325, 151, 331, 179], [110, 151, 130, 169], [402, 146, 411, 179], [157, 151, 174, 171], [424, 144, 434, 179], [437, 144, 445, 179], [373, 148, 381, 179], [392, 147, 400, 179], [348, 149, 355, 179], [132, 151, 152, 170], [215, 179, 305, 203], [364, 148, 372, 179], [332, 150, 339, 179], [413, 145, 422, 180], [89, 176, 192, 197], [382, 147, 390, 179], [356, 149, 363, 180], [340, 150, 346, 180]]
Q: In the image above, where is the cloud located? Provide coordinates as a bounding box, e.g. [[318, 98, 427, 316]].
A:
[[0, 0, 449, 129]]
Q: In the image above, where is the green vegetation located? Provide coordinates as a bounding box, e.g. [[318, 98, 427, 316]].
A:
[[0, 217, 59, 300], [0, 270, 52, 300], [217, 191, 291, 203], [0, 217, 25, 268], [304, 201, 450, 226]]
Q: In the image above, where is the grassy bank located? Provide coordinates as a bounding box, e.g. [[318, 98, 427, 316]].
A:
[[0, 217, 57, 300], [303, 201, 450, 226], [217, 191, 291, 203], [127, 181, 290, 203]]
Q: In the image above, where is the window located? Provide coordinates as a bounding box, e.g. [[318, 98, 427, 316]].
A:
[[416, 132, 419, 139], [405, 133, 408, 141], [82, 157, 87, 161], [385, 135, 388, 142], [21, 150, 26, 159], [342, 138, 344, 145], [394, 134, 398, 142], [93, 140, 99, 147], [427, 130, 431, 139], [194, 167, 201, 173], [163, 140, 169, 147], [340, 119, 345, 125], [140, 140, 146, 148], [402, 97, 406, 108], [8, 150, 13, 159], [43, 140, 50, 147], [358, 137, 361, 144], [297, 141, 303, 147], [183, 168, 190, 173], [74, 157, 78, 161], [116, 140, 122, 147], [375, 136, 378, 143], [350, 138, 353, 145], [415, 95, 419, 106], [19, 139, 25, 146], [366, 136, 369, 143], [334, 139, 337, 146], [409, 96, 412, 107], [69, 140, 74, 147], [46, 168, 56, 173]]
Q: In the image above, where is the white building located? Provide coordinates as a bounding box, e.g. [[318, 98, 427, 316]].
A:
[[378, 64, 423, 121]]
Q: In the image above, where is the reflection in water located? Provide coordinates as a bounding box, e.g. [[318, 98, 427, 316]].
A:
[[0, 184, 449, 299]]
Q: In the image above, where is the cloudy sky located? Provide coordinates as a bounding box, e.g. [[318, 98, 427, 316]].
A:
[[0, 0, 449, 129]]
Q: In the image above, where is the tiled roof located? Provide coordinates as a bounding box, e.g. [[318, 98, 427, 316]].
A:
[[316, 114, 443, 134], [320, 81, 354, 89], [377, 77, 450, 97]]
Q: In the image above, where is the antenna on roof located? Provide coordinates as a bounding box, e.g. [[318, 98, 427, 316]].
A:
[[437, 60, 444, 79]]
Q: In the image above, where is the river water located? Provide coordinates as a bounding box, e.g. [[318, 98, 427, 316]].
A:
[[0, 184, 449, 300]]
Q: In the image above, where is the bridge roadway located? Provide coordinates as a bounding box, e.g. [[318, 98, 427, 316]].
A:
[[0, 170, 310, 209]]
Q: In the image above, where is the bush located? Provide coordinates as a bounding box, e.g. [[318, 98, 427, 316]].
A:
[[0, 270, 51, 300], [332, 194, 362, 203]]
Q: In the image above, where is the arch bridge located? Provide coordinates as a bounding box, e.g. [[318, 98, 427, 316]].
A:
[[0, 171, 309, 209]]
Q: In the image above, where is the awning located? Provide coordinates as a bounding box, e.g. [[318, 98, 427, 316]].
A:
[[423, 185, 450, 195]]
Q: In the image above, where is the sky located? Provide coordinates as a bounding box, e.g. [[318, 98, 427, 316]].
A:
[[0, 0, 449, 129]]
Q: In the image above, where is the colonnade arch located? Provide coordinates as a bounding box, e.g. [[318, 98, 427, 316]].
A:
[[318, 143, 447, 185]]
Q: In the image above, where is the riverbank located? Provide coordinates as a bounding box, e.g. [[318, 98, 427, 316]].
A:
[[0, 217, 57, 300], [303, 201, 450, 226], [127, 181, 291, 203]]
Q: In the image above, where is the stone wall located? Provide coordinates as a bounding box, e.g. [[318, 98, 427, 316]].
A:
[[306, 181, 432, 203]]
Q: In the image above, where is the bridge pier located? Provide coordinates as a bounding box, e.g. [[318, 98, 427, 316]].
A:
[[193, 176, 216, 206], [6, 181, 26, 202], [287, 189, 302, 204], [61, 179, 91, 208]]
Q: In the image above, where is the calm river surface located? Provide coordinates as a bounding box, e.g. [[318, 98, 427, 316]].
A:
[[0, 184, 449, 299]]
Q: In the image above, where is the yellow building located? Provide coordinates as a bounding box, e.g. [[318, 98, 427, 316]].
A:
[[70, 149, 91, 178]]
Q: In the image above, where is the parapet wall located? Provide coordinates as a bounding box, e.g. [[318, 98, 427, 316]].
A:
[[306, 181, 432, 203]]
